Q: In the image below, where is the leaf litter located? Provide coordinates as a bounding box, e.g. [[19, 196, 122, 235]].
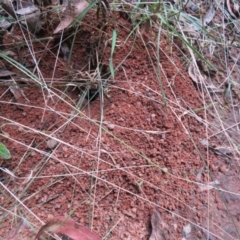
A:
[[53, 0, 89, 34], [149, 207, 167, 240], [35, 217, 101, 240]]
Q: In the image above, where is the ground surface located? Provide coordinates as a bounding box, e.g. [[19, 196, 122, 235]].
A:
[[0, 6, 240, 240]]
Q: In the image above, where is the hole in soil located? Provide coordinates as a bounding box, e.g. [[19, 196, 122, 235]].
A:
[[52, 28, 111, 103]]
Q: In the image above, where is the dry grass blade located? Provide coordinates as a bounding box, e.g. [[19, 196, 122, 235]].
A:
[[1, 0, 240, 239], [0, 69, 15, 77]]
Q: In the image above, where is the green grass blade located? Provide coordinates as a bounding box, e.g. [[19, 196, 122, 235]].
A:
[[109, 29, 118, 78], [111, 29, 118, 56], [109, 58, 114, 78], [156, 13, 218, 72]]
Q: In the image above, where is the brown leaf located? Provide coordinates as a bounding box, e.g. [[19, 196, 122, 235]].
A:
[[9, 218, 26, 239], [0, 69, 15, 77], [9, 86, 24, 100], [202, 4, 215, 26], [35, 217, 101, 240], [149, 208, 165, 240], [226, 0, 237, 18], [53, 0, 89, 34], [9, 78, 29, 103]]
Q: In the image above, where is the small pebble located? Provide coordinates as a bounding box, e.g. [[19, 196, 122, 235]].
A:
[[210, 163, 217, 171], [62, 146, 68, 152], [183, 224, 191, 236], [107, 124, 115, 131], [136, 102, 142, 108], [47, 138, 58, 149], [220, 164, 227, 173], [132, 208, 137, 213]]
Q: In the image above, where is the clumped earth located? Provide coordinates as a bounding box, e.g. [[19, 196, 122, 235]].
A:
[[0, 6, 240, 240]]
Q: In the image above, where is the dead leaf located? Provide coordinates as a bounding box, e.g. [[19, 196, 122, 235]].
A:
[[9, 78, 29, 102], [2, 0, 42, 33], [53, 0, 89, 34], [10, 218, 26, 239], [199, 180, 219, 191], [196, 171, 202, 182], [0, 19, 12, 30], [225, 0, 240, 34], [182, 224, 191, 237], [178, 12, 201, 37], [1, 0, 17, 19], [9, 85, 24, 100], [149, 207, 165, 240], [0, 69, 15, 77], [2, 50, 17, 58], [212, 146, 233, 156], [188, 61, 205, 84], [185, 1, 199, 12], [60, 42, 70, 61], [200, 138, 209, 147], [233, 2, 240, 14], [203, 4, 215, 26], [54, 15, 73, 34], [180, 23, 200, 38], [15, 6, 39, 15], [14, 2, 42, 33], [35, 217, 101, 240], [226, 0, 238, 18]]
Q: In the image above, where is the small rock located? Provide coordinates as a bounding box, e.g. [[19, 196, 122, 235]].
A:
[[123, 209, 135, 218], [46, 138, 58, 149], [200, 138, 209, 147], [173, 223, 177, 230], [132, 208, 137, 213], [18, 127, 24, 132], [47, 214, 54, 220], [197, 230, 203, 238], [108, 110, 114, 115], [164, 122, 173, 129], [30, 151, 37, 156], [220, 164, 227, 173], [107, 124, 115, 131], [136, 102, 142, 108], [162, 167, 168, 173], [62, 146, 68, 152], [210, 163, 217, 171], [183, 224, 191, 236], [217, 202, 224, 210]]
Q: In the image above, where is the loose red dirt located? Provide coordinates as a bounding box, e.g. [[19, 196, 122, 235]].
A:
[[0, 9, 240, 240]]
